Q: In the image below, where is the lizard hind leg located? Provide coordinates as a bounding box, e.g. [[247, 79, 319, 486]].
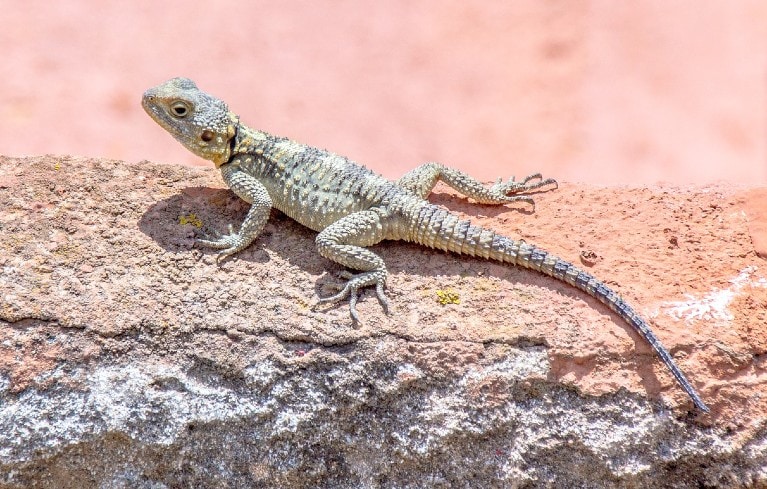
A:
[[315, 209, 390, 322], [396, 162, 557, 206]]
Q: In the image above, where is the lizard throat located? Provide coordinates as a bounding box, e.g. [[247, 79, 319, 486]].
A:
[[216, 116, 241, 168]]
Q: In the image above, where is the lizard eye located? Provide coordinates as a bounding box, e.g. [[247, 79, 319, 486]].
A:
[[170, 101, 191, 118], [201, 130, 214, 142]]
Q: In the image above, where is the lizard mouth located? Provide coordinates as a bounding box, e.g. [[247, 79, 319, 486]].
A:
[[141, 88, 185, 133], [141, 93, 169, 127], [140, 89, 156, 111]]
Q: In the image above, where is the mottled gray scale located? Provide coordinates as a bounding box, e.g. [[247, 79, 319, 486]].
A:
[[422, 208, 441, 249], [455, 220, 472, 248], [552, 259, 572, 282], [437, 213, 459, 251], [465, 225, 485, 255], [142, 77, 709, 412], [411, 204, 432, 245], [531, 249, 547, 271], [471, 228, 494, 259], [421, 207, 436, 246]]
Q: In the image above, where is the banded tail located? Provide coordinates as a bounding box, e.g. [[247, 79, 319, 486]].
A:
[[411, 204, 708, 412]]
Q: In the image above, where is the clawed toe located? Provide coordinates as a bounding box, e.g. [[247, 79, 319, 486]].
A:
[[319, 271, 356, 292], [195, 226, 249, 261], [317, 282, 362, 323], [492, 173, 558, 196], [519, 173, 558, 191], [375, 281, 390, 314], [519, 173, 554, 186], [317, 271, 388, 322], [317, 283, 354, 305]]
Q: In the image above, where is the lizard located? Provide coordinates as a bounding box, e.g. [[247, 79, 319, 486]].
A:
[[142, 77, 709, 412]]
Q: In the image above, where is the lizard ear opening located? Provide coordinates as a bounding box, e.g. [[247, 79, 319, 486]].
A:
[[201, 130, 214, 142]]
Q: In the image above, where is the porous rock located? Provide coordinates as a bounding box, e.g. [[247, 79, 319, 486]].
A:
[[1, 156, 765, 488]]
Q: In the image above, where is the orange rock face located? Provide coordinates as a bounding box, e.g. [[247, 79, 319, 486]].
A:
[[0, 155, 765, 486]]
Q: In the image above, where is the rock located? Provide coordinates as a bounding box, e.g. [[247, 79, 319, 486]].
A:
[[0, 155, 765, 488]]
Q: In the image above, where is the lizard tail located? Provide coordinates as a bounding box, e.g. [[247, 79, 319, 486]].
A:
[[410, 204, 709, 412]]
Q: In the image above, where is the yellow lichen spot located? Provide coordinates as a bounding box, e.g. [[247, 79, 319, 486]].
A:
[[53, 162, 61, 171], [294, 297, 311, 310], [436, 289, 460, 306], [179, 213, 203, 228]]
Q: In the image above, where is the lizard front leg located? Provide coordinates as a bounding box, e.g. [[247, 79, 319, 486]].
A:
[[315, 208, 389, 322], [196, 163, 273, 259], [396, 162, 556, 205]]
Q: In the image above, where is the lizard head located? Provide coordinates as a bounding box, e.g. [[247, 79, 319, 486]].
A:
[[142, 77, 238, 167]]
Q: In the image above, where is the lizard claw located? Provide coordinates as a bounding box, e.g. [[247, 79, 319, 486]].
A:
[[485, 173, 558, 210], [323, 271, 356, 292], [317, 282, 361, 322], [317, 270, 389, 322], [490, 173, 558, 197], [196, 224, 249, 260]]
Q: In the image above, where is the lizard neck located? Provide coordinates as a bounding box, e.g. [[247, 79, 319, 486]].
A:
[[220, 122, 274, 166], [215, 112, 257, 168]]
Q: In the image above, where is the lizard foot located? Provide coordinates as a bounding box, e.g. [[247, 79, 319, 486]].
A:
[[490, 173, 558, 196], [318, 270, 389, 323], [196, 224, 249, 261]]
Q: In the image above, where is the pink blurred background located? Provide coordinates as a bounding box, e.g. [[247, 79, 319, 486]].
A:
[[2, 1, 765, 184]]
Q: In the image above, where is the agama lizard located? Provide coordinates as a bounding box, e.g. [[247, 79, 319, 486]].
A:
[[142, 77, 708, 412]]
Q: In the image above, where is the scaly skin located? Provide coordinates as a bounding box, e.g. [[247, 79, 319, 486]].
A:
[[142, 77, 709, 412]]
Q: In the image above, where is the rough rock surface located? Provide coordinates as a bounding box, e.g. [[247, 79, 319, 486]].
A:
[[0, 155, 766, 488]]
